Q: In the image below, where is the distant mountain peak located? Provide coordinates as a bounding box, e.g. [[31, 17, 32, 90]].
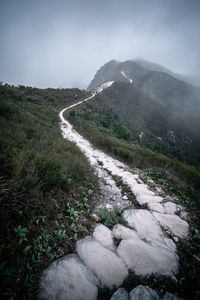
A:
[[87, 58, 198, 90]]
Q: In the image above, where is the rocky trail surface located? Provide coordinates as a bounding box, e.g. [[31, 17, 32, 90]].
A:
[[39, 82, 190, 299]]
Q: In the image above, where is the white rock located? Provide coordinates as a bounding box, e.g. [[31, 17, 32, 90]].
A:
[[39, 254, 98, 300], [177, 205, 184, 212], [173, 237, 179, 243], [144, 238, 177, 253], [123, 195, 128, 200], [112, 224, 139, 240], [132, 184, 155, 196], [117, 238, 179, 276], [76, 237, 128, 288], [130, 285, 159, 300], [164, 202, 177, 215], [110, 288, 129, 300], [164, 238, 177, 251], [93, 224, 115, 251], [153, 212, 189, 239], [147, 179, 154, 184], [122, 209, 164, 243], [136, 194, 163, 206], [91, 213, 100, 222], [180, 211, 188, 220], [147, 203, 165, 213], [164, 292, 184, 299]]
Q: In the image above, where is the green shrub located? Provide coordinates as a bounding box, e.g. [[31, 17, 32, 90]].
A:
[[98, 209, 122, 228]]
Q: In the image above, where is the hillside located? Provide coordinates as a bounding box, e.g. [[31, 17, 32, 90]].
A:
[[87, 60, 200, 167], [0, 84, 97, 298], [0, 77, 200, 299]]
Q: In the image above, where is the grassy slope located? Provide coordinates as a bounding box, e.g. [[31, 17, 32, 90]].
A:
[[66, 93, 200, 224], [1, 83, 200, 299], [0, 85, 97, 298], [101, 82, 200, 167], [66, 93, 200, 299]]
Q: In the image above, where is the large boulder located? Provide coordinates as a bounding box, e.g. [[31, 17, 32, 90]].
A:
[[117, 238, 179, 276], [147, 203, 165, 214], [136, 194, 163, 206], [112, 224, 139, 240], [153, 212, 189, 238], [93, 224, 115, 251], [122, 209, 164, 243], [39, 254, 98, 300], [76, 236, 128, 288], [110, 288, 129, 300], [163, 202, 177, 215], [130, 285, 159, 300]]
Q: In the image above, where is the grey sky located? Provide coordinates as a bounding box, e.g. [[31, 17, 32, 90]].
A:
[[0, 0, 200, 88]]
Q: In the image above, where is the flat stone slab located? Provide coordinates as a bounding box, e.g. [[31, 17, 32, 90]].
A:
[[136, 194, 163, 206], [110, 288, 129, 300], [39, 254, 98, 300], [112, 224, 139, 240], [147, 202, 165, 213], [130, 285, 159, 300], [122, 209, 164, 243], [164, 202, 177, 215], [76, 236, 128, 288], [117, 238, 179, 276], [153, 212, 189, 238], [93, 224, 115, 251]]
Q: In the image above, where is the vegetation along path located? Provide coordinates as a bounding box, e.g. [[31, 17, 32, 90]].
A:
[[39, 82, 191, 300]]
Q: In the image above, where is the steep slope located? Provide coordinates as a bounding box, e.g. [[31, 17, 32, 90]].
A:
[[87, 59, 200, 167], [39, 85, 199, 300], [0, 84, 96, 298], [87, 60, 147, 90], [134, 57, 199, 86]]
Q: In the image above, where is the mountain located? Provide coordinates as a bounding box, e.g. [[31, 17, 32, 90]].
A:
[[88, 59, 199, 90], [133, 58, 199, 86], [87, 59, 200, 167]]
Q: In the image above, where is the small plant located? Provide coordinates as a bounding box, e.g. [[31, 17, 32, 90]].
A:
[[87, 189, 93, 195], [67, 204, 80, 221], [98, 210, 122, 228], [78, 224, 89, 234], [75, 200, 83, 208], [70, 223, 77, 232], [66, 177, 72, 184], [83, 196, 89, 208], [35, 215, 46, 224], [23, 245, 32, 255], [54, 229, 67, 240], [14, 225, 28, 244]]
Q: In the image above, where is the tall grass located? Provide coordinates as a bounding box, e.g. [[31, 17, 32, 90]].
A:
[[0, 85, 94, 298]]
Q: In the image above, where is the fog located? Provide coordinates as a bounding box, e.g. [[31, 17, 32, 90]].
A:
[[0, 0, 200, 88]]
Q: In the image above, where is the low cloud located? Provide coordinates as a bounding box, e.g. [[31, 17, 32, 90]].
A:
[[0, 0, 199, 88]]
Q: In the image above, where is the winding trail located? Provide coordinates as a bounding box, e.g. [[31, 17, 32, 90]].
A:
[[121, 70, 133, 83], [39, 82, 190, 300]]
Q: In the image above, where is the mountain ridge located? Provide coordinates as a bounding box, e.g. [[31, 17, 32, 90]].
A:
[[86, 59, 200, 167], [87, 58, 199, 90]]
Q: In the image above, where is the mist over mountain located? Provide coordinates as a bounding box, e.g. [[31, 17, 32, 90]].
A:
[[87, 59, 200, 167]]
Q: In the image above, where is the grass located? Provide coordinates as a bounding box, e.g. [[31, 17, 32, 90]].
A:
[[0, 84, 96, 298], [66, 99, 200, 299], [1, 83, 200, 299], [66, 100, 200, 224]]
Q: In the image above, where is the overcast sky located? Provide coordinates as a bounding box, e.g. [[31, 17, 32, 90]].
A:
[[0, 0, 200, 88]]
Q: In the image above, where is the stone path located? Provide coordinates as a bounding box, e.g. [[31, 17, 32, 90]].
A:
[[39, 83, 190, 299]]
